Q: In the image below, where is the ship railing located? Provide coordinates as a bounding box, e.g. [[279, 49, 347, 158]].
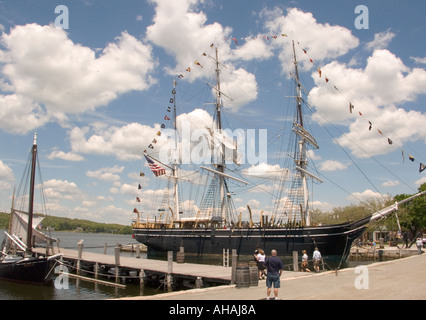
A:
[[132, 215, 216, 229]]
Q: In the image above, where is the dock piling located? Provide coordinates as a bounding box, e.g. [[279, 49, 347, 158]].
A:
[[231, 249, 237, 284], [195, 276, 203, 288], [293, 251, 299, 272], [77, 239, 84, 275], [115, 246, 120, 283], [167, 251, 173, 291]]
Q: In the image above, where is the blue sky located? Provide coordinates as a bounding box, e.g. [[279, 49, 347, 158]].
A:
[[0, 0, 425, 224]]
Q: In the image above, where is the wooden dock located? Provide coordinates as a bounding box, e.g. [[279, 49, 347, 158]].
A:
[[34, 247, 232, 290]]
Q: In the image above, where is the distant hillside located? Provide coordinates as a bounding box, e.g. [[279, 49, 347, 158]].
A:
[[0, 212, 132, 234], [0, 212, 9, 230]]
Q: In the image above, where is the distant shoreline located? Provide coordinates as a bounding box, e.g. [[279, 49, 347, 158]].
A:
[[0, 211, 132, 234]]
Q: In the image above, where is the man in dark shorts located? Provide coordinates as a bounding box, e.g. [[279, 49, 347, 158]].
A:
[[264, 249, 284, 300]]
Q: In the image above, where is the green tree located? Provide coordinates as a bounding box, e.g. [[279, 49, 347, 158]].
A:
[[395, 183, 426, 246], [311, 196, 392, 226]]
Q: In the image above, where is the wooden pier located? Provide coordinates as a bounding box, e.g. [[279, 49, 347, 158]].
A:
[[34, 246, 233, 290]]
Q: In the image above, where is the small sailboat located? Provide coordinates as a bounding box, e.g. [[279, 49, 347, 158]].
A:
[[0, 134, 61, 284]]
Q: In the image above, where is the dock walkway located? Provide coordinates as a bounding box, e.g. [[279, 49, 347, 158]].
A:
[[35, 247, 233, 285], [124, 253, 426, 300]]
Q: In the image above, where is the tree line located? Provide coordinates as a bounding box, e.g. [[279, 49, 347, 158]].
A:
[[0, 212, 132, 234], [311, 183, 426, 246]]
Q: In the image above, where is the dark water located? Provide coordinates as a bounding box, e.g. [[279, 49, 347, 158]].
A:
[[0, 230, 163, 300]]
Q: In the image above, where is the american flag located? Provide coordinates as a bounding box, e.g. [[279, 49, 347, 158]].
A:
[[144, 155, 166, 177]]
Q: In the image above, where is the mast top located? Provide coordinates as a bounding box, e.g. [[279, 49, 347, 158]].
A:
[[33, 133, 37, 146]]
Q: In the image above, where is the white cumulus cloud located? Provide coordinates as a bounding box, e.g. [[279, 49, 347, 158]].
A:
[[308, 49, 426, 158], [0, 24, 157, 134]]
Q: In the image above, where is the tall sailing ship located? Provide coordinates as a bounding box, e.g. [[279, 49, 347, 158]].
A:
[[132, 43, 425, 264], [0, 134, 61, 283]]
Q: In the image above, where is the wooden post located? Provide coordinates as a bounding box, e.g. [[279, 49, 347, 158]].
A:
[[77, 240, 84, 259], [139, 269, 145, 287], [293, 251, 299, 272], [115, 246, 120, 265], [139, 269, 145, 295], [77, 240, 84, 275], [115, 246, 120, 283], [93, 262, 98, 278], [167, 251, 173, 273], [103, 242, 107, 255], [231, 249, 237, 284], [195, 276, 203, 288], [166, 251, 173, 291], [136, 245, 141, 259], [94, 262, 99, 291]]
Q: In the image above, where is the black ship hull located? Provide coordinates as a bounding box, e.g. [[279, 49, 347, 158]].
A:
[[0, 256, 57, 284], [133, 216, 371, 263]]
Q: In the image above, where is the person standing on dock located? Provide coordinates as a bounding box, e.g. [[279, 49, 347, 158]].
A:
[[254, 249, 267, 280], [264, 249, 284, 300], [416, 238, 423, 255], [312, 247, 322, 273], [301, 250, 310, 272]]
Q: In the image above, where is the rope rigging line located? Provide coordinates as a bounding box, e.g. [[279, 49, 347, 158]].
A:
[[304, 99, 417, 195]]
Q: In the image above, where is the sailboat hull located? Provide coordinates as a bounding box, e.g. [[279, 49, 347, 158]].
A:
[[0, 256, 57, 284], [133, 216, 370, 263]]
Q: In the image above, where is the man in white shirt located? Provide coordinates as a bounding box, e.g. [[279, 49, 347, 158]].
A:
[[312, 247, 322, 273], [416, 238, 423, 255]]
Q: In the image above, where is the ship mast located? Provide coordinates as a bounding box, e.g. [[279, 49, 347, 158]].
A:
[[291, 41, 321, 226], [214, 48, 226, 222], [200, 47, 247, 225], [171, 80, 180, 222]]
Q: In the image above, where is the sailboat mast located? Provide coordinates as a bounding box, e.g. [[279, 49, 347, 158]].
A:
[[214, 47, 226, 223], [7, 187, 15, 237], [27, 133, 37, 252], [292, 41, 311, 226]]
